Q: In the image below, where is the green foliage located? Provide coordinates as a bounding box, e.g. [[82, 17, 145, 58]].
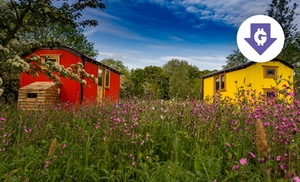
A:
[[143, 66, 170, 99], [266, 0, 298, 41], [101, 58, 130, 76], [223, 49, 248, 69], [266, 0, 300, 97], [19, 24, 99, 58], [0, 0, 105, 47], [163, 59, 209, 99], [111, 58, 216, 100], [130, 68, 146, 97]]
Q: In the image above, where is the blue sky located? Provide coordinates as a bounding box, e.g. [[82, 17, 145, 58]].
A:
[[82, 0, 300, 71]]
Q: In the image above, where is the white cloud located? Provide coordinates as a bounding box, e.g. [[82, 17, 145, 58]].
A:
[[83, 19, 146, 40], [83, 29, 97, 36], [159, 55, 225, 70], [82, 8, 148, 40], [147, 45, 174, 49], [142, 0, 300, 28], [98, 51, 124, 60], [170, 36, 184, 41]]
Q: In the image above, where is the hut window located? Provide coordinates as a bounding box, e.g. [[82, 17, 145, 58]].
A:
[[40, 54, 61, 69], [215, 77, 220, 91], [105, 70, 110, 88], [221, 75, 225, 89], [98, 69, 103, 86], [214, 74, 226, 93], [263, 88, 276, 99], [263, 66, 278, 78], [27, 93, 37, 98]]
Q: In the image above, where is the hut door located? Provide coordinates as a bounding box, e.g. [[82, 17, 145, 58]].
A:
[[97, 68, 104, 102]]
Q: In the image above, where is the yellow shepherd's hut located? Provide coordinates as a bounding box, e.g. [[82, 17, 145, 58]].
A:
[[202, 59, 294, 99]]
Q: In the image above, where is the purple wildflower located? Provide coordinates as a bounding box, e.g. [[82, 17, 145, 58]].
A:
[[279, 164, 285, 170], [62, 143, 67, 149], [232, 165, 240, 170], [240, 158, 247, 165], [44, 160, 51, 169], [293, 176, 300, 182], [276, 156, 281, 162], [248, 152, 256, 158], [23, 126, 32, 133]]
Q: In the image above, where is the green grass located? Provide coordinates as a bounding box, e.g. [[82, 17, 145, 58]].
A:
[[0, 96, 300, 181]]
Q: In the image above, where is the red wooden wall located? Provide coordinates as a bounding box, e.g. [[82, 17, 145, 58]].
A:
[[83, 60, 98, 104], [104, 71, 120, 101]]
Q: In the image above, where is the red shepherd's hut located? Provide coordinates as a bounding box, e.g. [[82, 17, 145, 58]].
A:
[[18, 46, 121, 109]]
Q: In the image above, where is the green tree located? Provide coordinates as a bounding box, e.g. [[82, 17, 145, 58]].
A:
[[101, 58, 130, 76], [223, 49, 248, 69], [163, 59, 203, 99], [266, 0, 298, 41], [143, 66, 169, 99], [18, 24, 99, 58], [129, 68, 145, 97], [0, 0, 105, 48], [0, 0, 105, 100], [266, 0, 300, 96]]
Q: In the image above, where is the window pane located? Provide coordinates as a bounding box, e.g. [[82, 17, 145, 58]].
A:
[[221, 75, 225, 89], [215, 77, 220, 91], [98, 69, 102, 86], [105, 70, 110, 87], [267, 91, 276, 98], [48, 58, 57, 62], [266, 69, 275, 75]]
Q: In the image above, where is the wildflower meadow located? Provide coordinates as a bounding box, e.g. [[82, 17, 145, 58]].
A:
[[1, 89, 300, 181]]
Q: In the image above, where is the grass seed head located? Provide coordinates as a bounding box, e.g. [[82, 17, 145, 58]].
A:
[[48, 138, 57, 157], [256, 119, 271, 157]]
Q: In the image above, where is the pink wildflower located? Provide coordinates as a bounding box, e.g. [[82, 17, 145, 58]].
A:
[[62, 143, 67, 149], [226, 143, 231, 147], [240, 158, 247, 165], [44, 160, 51, 168], [232, 165, 240, 170], [290, 92, 295, 97], [93, 123, 99, 129], [248, 152, 256, 158], [131, 161, 136, 166], [129, 154, 135, 160], [0, 118, 5, 121], [115, 117, 121, 123], [293, 176, 300, 182], [23, 126, 32, 133], [276, 156, 281, 162], [279, 164, 285, 170]]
